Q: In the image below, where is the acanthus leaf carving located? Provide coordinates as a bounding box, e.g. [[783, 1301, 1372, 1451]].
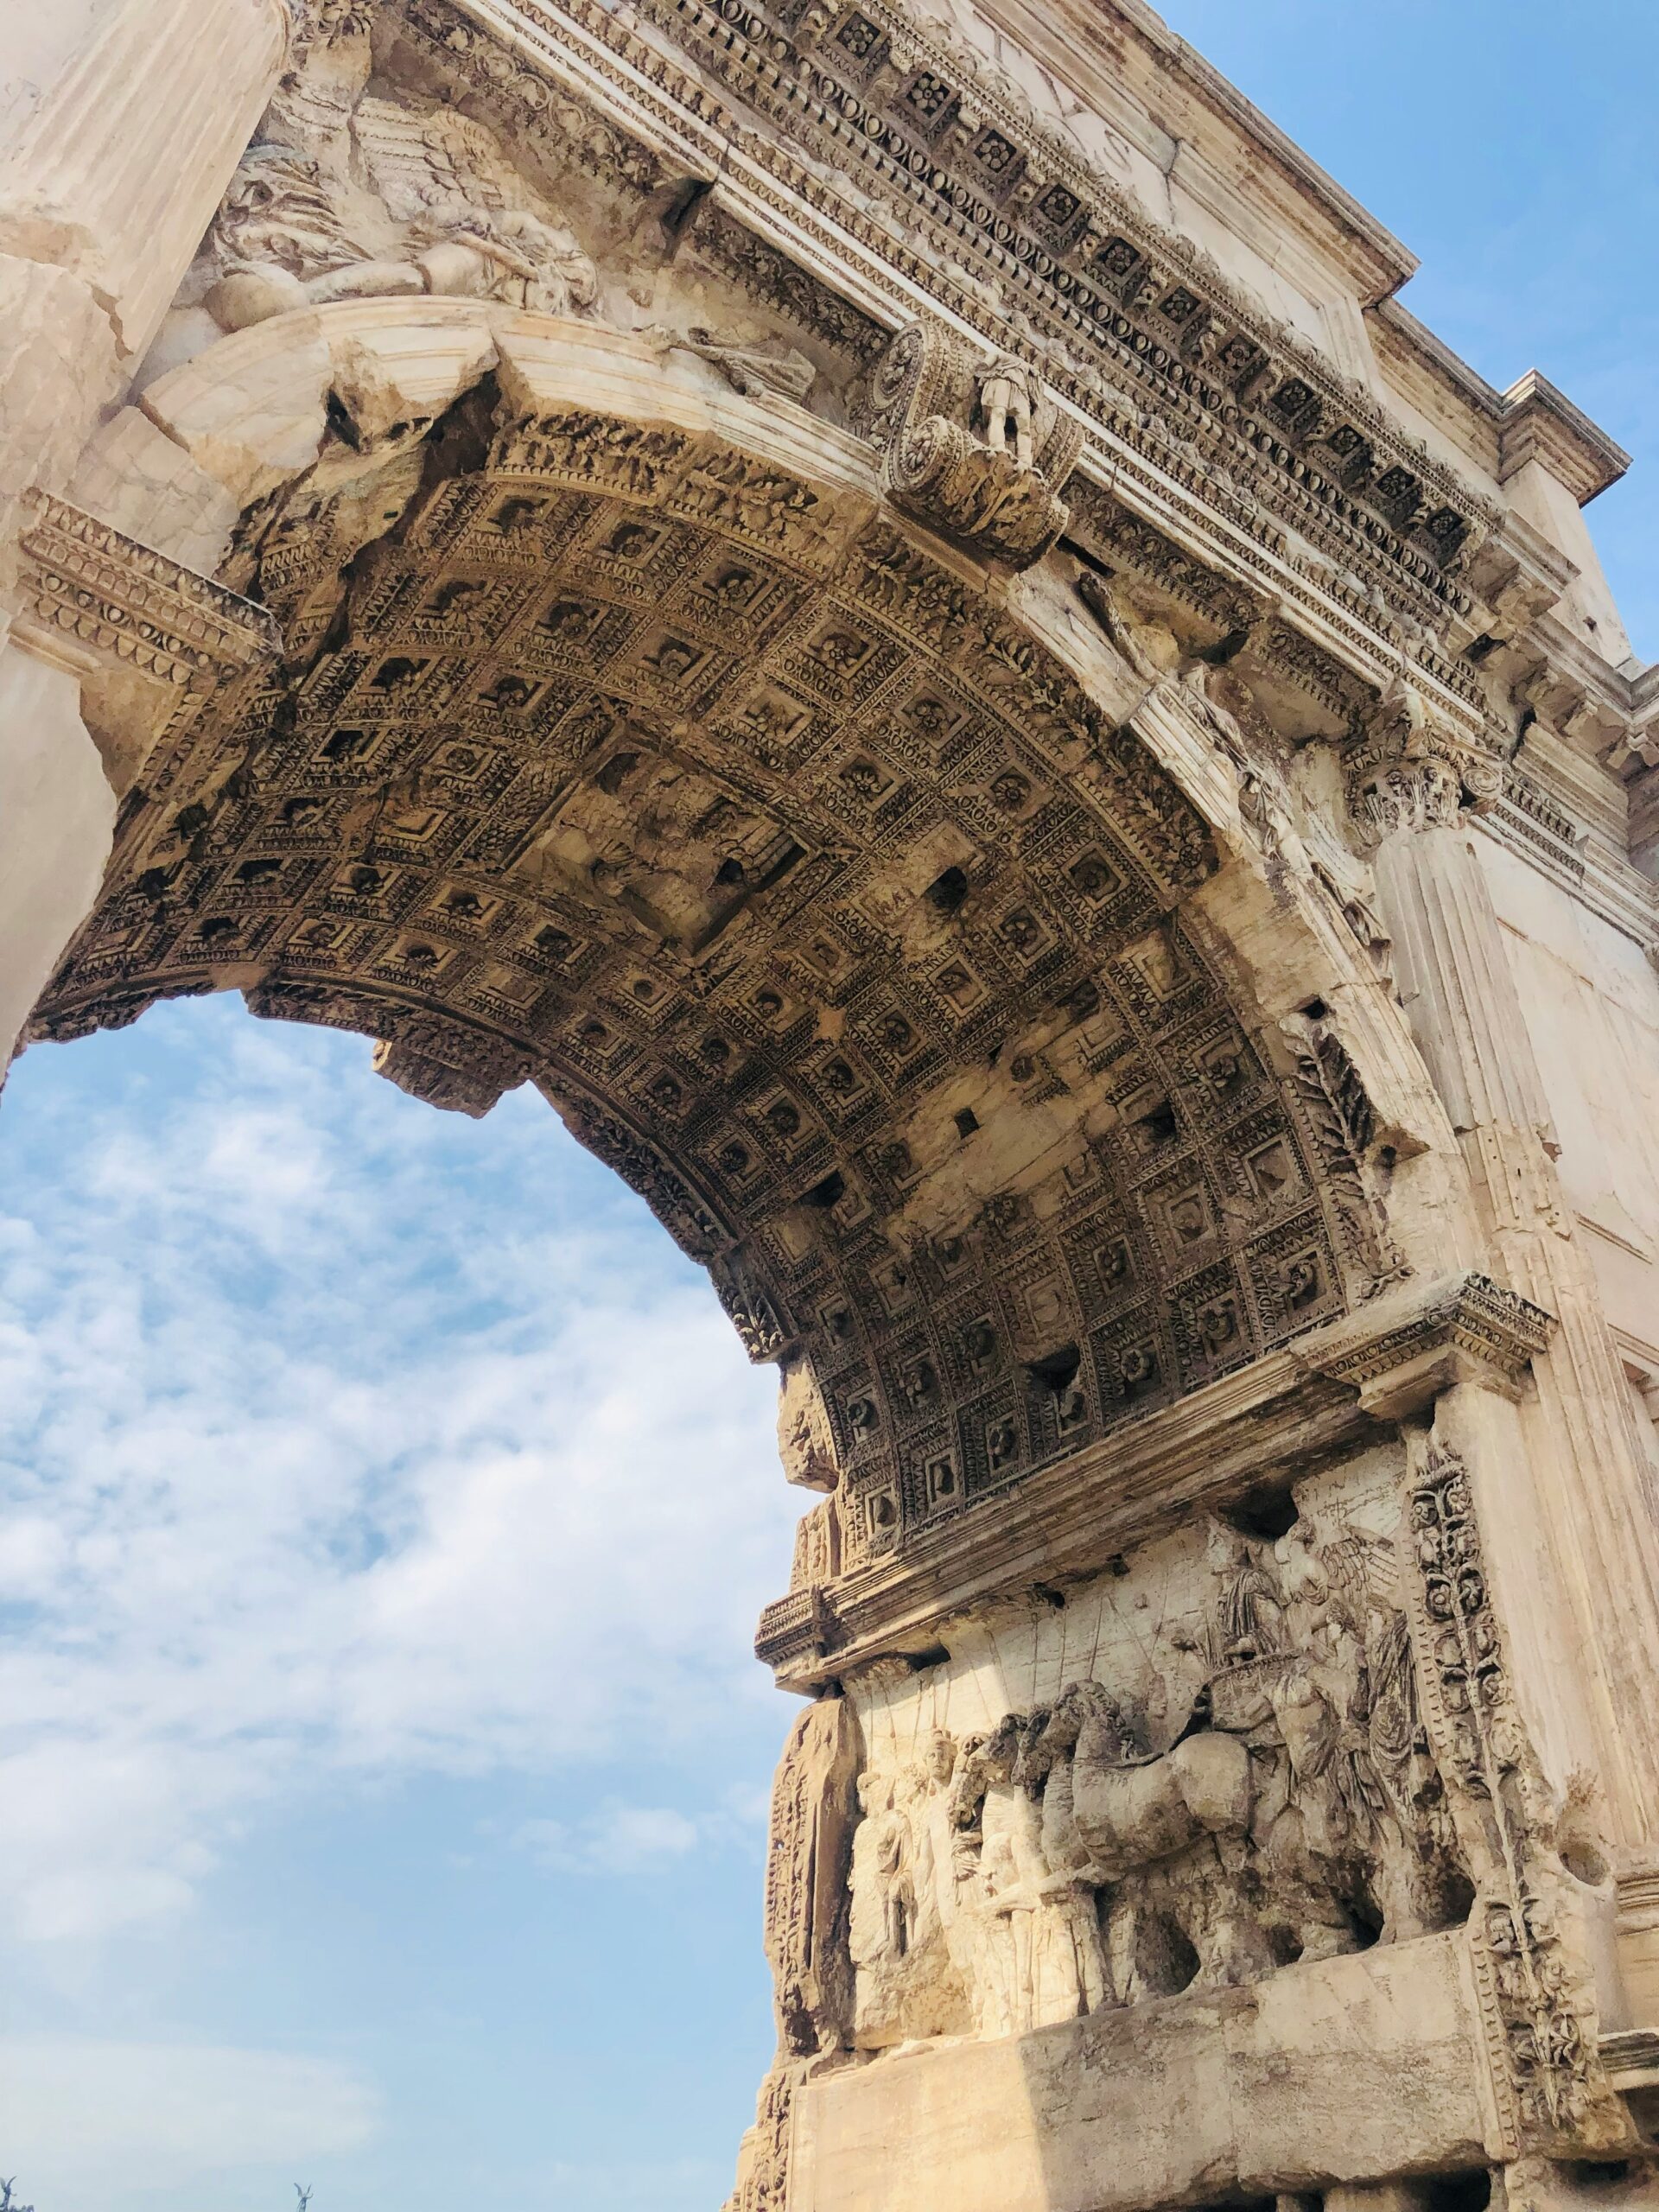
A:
[[863, 320, 1080, 570], [1283, 1007, 1408, 1297], [1344, 681, 1507, 846]]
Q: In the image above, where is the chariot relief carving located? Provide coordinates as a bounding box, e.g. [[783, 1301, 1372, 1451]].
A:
[[781, 1466, 1476, 2062]]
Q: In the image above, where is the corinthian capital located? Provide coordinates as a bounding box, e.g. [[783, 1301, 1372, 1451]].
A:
[[1343, 679, 1505, 844]]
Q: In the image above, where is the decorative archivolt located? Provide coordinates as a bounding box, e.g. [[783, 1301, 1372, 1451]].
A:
[[34, 307, 1423, 1582]]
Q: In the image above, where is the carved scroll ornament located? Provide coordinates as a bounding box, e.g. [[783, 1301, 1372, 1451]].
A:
[[864, 321, 1082, 569], [1406, 1444, 1627, 2153], [1344, 682, 1506, 845]]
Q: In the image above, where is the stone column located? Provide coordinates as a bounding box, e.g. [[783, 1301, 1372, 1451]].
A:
[[1358, 721, 1659, 1955], [0, 0, 291, 375], [0, 0, 292, 1066]]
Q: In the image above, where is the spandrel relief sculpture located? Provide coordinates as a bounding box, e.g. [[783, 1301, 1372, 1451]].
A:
[[201, 29, 601, 336], [815, 1446, 1475, 2056]]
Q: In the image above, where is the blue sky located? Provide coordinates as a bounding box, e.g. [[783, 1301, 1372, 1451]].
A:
[[0, 1002, 792, 2209], [1158, 0, 1659, 660], [0, 6, 1651, 2209]]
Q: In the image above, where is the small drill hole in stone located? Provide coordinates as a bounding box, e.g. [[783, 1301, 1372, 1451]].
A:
[[1223, 1483, 1300, 1541], [1027, 1344, 1081, 1394], [954, 1108, 980, 1138], [1423, 2173, 1494, 2212]]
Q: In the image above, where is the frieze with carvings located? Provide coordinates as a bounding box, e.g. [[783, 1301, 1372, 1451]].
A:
[[482, 0, 1497, 607], [764, 1456, 1474, 2063]]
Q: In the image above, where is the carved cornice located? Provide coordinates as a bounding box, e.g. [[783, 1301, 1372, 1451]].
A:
[[394, 0, 1507, 739], [1499, 370, 1631, 507], [1599, 2028, 1659, 2094], [1487, 766, 1587, 886], [755, 1269, 1554, 1685], [13, 492, 280, 690], [647, 0, 1493, 566], [1304, 1271, 1554, 1417]]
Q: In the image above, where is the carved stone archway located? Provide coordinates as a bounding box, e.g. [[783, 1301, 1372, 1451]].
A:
[[6, 6, 1659, 2211], [28, 289, 1656, 2211], [33, 304, 1451, 1575]]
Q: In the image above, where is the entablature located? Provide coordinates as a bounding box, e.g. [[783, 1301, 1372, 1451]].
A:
[[757, 1269, 1553, 1688], [394, 0, 1504, 703], [384, 0, 1656, 887]]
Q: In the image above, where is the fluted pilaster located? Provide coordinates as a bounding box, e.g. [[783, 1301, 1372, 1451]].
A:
[[0, 0, 289, 364], [1372, 810, 1659, 1871]]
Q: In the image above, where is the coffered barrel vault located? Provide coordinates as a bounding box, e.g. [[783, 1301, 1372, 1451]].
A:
[[3, 4, 1659, 2212], [30, 315, 1395, 1577]]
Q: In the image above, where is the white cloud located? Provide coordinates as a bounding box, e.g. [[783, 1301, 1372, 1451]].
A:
[[0, 2037, 379, 2196], [508, 1799, 708, 1872], [0, 1003, 797, 1944], [521, 1804, 696, 1870]]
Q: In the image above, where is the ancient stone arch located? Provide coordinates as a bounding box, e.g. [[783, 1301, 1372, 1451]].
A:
[[4, 5, 1659, 2212], [31, 303, 1454, 1577]]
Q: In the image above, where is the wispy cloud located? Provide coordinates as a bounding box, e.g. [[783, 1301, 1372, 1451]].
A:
[[0, 1003, 795, 1947], [0, 2036, 380, 2196], [504, 1781, 771, 1873]]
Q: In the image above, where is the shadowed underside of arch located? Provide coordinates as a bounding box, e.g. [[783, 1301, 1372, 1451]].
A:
[[30, 312, 1397, 1574]]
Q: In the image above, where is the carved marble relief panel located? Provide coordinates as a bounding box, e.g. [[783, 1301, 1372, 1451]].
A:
[[771, 1438, 1476, 2060]]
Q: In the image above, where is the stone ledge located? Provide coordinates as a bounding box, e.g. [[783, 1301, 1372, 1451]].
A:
[[12, 487, 278, 688], [758, 1271, 1554, 1688], [787, 1931, 1489, 2212]]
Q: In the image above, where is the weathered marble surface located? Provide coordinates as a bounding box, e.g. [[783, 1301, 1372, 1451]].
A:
[[0, 4, 1657, 2210]]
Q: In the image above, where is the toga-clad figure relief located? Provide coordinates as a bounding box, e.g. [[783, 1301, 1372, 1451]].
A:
[[777, 1462, 1474, 2058]]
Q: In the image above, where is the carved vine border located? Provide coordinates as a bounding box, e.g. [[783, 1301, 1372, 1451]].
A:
[[1406, 1442, 1613, 2154]]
